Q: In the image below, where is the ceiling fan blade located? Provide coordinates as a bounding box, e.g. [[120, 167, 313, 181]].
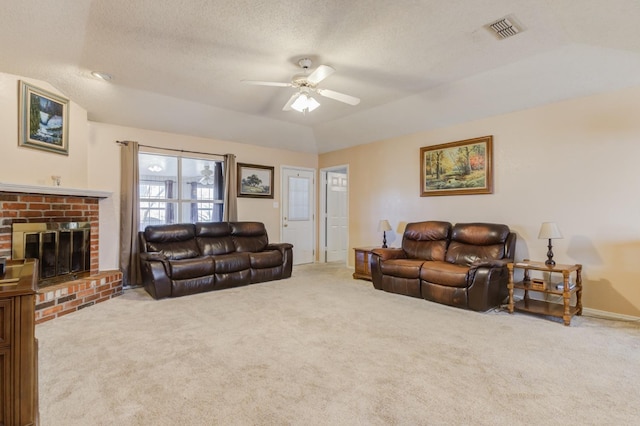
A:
[[306, 65, 335, 85], [242, 80, 293, 88], [282, 93, 300, 111], [316, 88, 360, 106]]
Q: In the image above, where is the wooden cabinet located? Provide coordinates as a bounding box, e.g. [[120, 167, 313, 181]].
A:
[[353, 247, 376, 281], [0, 259, 38, 425], [507, 259, 582, 326]]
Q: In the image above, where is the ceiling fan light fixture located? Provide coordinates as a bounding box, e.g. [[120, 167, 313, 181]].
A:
[[291, 93, 320, 113]]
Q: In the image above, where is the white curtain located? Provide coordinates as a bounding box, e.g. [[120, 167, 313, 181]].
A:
[[223, 153, 238, 221], [119, 141, 141, 287]]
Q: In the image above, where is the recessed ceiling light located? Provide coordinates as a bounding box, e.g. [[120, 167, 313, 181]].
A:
[[91, 71, 112, 81], [148, 164, 163, 172]]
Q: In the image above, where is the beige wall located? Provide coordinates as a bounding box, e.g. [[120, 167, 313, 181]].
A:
[[320, 86, 640, 317], [0, 72, 317, 272]]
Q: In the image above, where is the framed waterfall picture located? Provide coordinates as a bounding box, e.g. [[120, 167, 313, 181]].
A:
[[237, 163, 274, 198], [18, 81, 69, 155], [420, 135, 493, 196]]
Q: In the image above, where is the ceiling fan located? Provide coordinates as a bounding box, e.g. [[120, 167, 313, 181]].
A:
[[242, 58, 360, 113]]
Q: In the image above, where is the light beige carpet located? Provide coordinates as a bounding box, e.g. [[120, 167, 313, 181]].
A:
[[37, 263, 640, 425]]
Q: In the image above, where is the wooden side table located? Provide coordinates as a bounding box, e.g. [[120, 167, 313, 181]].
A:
[[353, 246, 376, 281], [0, 258, 39, 424], [507, 259, 582, 326]]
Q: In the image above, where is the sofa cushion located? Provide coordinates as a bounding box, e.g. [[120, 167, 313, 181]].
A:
[[196, 222, 235, 255], [144, 224, 195, 243], [420, 260, 469, 288], [168, 257, 215, 280], [402, 221, 451, 261], [145, 240, 200, 260], [380, 259, 425, 279], [171, 276, 215, 297], [211, 252, 251, 274], [231, 222, 269, 252], [249, 250, 283, 269], [445, 223, 510, 266], [144, 224, 200, 260]]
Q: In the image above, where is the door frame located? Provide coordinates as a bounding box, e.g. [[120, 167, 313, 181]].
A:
[[319, 164, 349, 265], [280, 165, 317, 263]]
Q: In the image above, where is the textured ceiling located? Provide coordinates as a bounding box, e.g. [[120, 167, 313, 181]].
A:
[[2, 0, 640, 153]]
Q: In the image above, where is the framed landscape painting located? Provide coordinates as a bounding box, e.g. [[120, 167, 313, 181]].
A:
[[19, 81, 69, 155], [237, 163, 274, 198], [420, 136, 493, 197]]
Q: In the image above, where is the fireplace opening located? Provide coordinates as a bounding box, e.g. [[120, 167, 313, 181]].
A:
[[12, 222, 91, 288]]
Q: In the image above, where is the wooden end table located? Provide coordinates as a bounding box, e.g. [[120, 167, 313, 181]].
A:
[[507, 259, 582, 326], [353, 246, 376, 281]]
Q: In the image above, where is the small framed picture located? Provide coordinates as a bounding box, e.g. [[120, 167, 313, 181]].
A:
[[237, 163, 274, 198], [18, 81, 69, 155]]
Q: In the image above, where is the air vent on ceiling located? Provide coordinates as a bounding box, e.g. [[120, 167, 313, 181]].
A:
[[487, 16, 522, 39]]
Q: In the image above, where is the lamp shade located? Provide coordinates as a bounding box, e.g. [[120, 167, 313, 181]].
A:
[[538, 222, 562, 239], [396, 221, 408, 234], [378, 220, 392, 232]]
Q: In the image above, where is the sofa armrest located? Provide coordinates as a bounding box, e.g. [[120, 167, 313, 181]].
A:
[[370, 248, 406, 261], [139, 252, 172, 299], [266, 243, 294, 278], [266, 242, 293, 254], [469, 259, 510, 270], [467, 259, 510, 311], [369, 248, 407, 290], [140, 252, 168, 262]]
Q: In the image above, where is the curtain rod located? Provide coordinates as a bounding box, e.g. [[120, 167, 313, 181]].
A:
[[115, 140, 229, 158]]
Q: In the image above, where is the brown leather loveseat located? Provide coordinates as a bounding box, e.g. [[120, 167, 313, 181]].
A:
[[370, 221, 516, 311], [139, 222, 293, 299]]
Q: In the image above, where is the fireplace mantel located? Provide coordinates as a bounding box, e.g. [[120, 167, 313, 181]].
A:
[[0, 182, 111, 198]]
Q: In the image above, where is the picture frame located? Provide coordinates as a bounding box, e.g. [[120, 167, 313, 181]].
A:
[[420, 135, 493, 197], [237, 163, 274, 198], [18, 81, 69, 155]]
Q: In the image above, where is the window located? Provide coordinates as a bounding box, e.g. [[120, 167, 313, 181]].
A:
[[138, 152, 225, 231]]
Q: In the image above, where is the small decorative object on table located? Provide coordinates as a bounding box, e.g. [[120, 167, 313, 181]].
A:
[[530, 278, 546, 290]]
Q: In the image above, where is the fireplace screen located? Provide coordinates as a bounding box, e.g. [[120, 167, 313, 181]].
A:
[[12, 222, 91, 286]]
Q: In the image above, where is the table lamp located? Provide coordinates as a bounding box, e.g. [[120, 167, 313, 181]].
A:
[[396, 221, 408, 236], [538, 222, 562, 266], [378, 220, 392, 248]]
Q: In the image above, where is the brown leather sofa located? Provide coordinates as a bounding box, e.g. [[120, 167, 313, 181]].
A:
[[370, 221, 516, 311], [139, 222, 293, 299]]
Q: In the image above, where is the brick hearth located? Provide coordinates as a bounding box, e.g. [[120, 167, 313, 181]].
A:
[[0, 188, 121, 322], [35, 271, 123, 324]]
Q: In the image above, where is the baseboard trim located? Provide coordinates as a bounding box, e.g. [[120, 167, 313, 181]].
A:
[[582, 307, 640, 322]]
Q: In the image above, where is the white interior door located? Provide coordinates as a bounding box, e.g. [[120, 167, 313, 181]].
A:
[[281, 167, 315, 265], [325, 171, 348, 262]]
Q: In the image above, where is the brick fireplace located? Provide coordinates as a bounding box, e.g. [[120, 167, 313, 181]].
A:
[[0, 184, 122, 323]]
